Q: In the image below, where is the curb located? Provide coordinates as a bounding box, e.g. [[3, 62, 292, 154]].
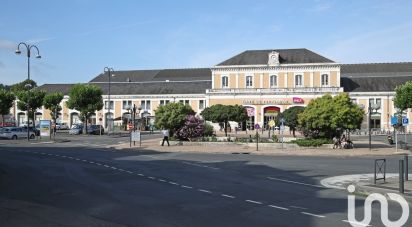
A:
[[353, 183, 412, 204]]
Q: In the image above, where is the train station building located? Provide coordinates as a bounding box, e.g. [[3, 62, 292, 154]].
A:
[[9, 48, 412, 132]]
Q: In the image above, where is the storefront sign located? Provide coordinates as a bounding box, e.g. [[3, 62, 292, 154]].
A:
[[39, 120, 51, 137], [243, 100, 290, 105], [293, 97, 304, 104]]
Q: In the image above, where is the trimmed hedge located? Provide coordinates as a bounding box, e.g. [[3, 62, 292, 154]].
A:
[[292, 138, 332, 147]]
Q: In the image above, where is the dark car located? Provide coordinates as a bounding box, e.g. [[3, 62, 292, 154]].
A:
[[69, 124, 83, 135], [87, 125, 104, 135]]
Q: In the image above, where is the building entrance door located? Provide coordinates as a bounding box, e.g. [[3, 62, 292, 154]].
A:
[[263, 106, 280, 129]]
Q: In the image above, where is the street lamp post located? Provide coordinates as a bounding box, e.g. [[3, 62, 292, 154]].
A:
[[15, 42, 41, 141], [104, 67, 115, 135], [368, 103, 381, 150]]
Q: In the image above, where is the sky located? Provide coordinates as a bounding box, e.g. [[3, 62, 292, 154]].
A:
[[1, 0, 412, 85]]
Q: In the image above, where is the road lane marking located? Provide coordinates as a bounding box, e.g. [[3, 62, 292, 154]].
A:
[[103, 165, 110, 168], [126, 170, 133, 174], [181, 185, 192, 189], [96, 163, 102, 166], [221, 194, 235, 199], [289, 205, 308, 210], [245, 200, 263, 205], [198, 189, 212, 194], [158, 179, 166, 182], [148, 176, 155, 180], [111, 167, 117, 170], [301, 212, 325, 218], [89, 161, 94, 164], [169, 181, 178, 185], [268, 205, 289, 210], [342, 220, 371, 227], [267, 177, 325, 189], [138, 173, 145, 177], [181, 161, 220, 170]]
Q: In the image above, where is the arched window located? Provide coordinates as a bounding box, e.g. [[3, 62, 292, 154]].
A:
[[295, 74, 303, 87], [270, 75, 277, 87], [321, 74, 329, 86], [221, 76, 228, 88], [246, 76, 253, 88]]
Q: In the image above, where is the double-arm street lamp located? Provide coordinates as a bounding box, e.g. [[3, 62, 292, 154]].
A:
[[15, 42, 41, 141], [104, 67, 115, 135], [368, 103, 381, 150]]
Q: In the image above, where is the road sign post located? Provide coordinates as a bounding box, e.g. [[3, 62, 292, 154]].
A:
[[280, 118, 285, 149], [403, 118, 409, 148], [254, 124, 260, 151]]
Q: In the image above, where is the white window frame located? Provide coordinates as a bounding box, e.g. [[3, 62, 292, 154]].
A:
[[105, 101, 114, 110], [294, 74, 303, 87], [269, 75, 278, 88], [199, 100, 205, 110], [221, 75, 229, 88], [160, 100, 170, 106], [246, 75, 253, 88], [321, 73, 329, 86], [122, 100, 132, 110], [141, 100, 151, 110]]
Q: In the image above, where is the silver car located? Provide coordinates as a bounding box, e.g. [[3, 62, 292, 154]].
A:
[[0, 127, 35, 140]]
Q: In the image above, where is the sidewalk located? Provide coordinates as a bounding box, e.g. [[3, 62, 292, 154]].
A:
[[113, 137, 412, 157]]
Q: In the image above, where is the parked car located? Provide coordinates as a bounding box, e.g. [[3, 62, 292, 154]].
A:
[[0, 127, 35, 139], [56, 123, 69, 130], [69, 124, 83, 135], [87, 125, 104, 135], [22, 126, 40, 136]]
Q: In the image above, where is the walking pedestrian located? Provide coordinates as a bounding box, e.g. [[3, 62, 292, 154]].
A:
[[161, 128, 170, 146]]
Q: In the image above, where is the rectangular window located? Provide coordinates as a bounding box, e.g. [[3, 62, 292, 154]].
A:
[[179, 100, 190, 105], [105, 101, 114, 110], [295, 74, 303, 87], [122, 100, 132, 110], [270, 75, 277, 87], [141, 100, 151, 110], [199, 100, 205, 110], [160, 100, 170, 106], [246, 76, 253, 88], [221, 76, 228, 88]]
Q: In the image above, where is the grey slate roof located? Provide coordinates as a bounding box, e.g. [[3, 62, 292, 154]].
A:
[[89, 68, 211, 83], [38, 81, 211, 95], [216, 48, 335, 66], [36, 84, 75, 95], [341, 63, 412, 92]]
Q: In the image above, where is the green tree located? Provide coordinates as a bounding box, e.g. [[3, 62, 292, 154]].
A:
[[66, 84, 103, 133], [154, 102, 195, 137], [201, 104, 248, 136], [16, 89, 46, 126], [298, 93, 364, 138], [278, 106, 305, 137], [10, 79, 37, 93], [0, 89, 15, 125], [43, 92, 64, 124], [394, 81, 412, 112]]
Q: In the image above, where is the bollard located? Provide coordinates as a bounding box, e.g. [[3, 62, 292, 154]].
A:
[[405, 155, 409, 181], [400, 160, 404, 194]]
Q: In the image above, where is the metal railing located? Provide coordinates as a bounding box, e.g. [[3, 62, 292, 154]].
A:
[[206, 87, 343, 94], [374, 159, 386, 184]]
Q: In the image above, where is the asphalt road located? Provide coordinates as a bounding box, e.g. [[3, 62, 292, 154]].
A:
[[0, 138, 411, 227]]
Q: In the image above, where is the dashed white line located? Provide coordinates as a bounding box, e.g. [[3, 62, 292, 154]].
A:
[[89, 161, 95, 164], [158, 179, 166, 182], [289, 205, 308, 210], [301, 212, 325, 218], [268, 205, 289, 211], [103, 165, 110, 168], [138, 173, 145, 177], [169, 181, 178, 185], [181, 185, 192, 189], [75, 158, 81, 161], [82, 160, 88, 162], [148, 176, 155, 180], [111, 167, 117, 170], [198, 189, 212, 194], [96, 163, 102, 166], [221, 194, 235, 199], [245, 200, 263, 205], [267, 177, 325, 189], [342, 220, 371, 227], [117, 169, 125, 172], [126, 171, 133, 174]]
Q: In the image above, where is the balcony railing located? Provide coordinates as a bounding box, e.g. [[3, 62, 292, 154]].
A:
[[206, 87, 343, 94]]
